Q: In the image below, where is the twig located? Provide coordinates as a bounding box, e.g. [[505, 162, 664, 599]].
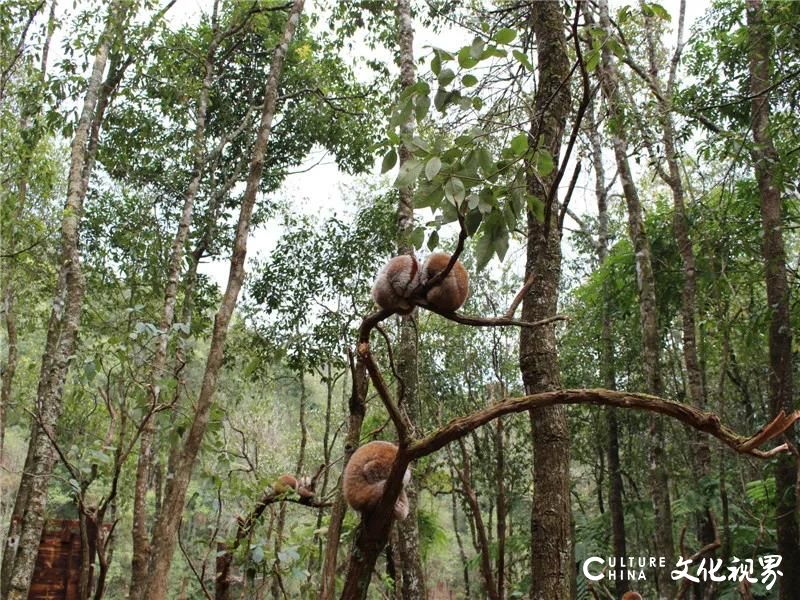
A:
[[504, 275, 535, 318]]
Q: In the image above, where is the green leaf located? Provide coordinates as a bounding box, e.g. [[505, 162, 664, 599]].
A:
[[461, 74, 478, 87], [431, 53, 441, 75], [252, 546, 265, 564], [470, 37, 485, 59], [649, 3, 671, 20], [425, 156, 442, 180], [493, 28, 517, 44], [535, 149, 555, 176], [427, 229, 440, 251], [465, 208, 483, 234], [527, 194, 545, 222], [381, 149, 397, 174], [405, 136, 430, 153], [494, 230, 510, 261], [434, 88, 458, 111], [585, 48, 600, 72], [416, 183, 444, 209], [394, 158, 423, 188], [512, 49, 532, 70], [475, 234, 494, 270], [477, 147, 494, 175], [458, 47, 478, 69], [410, 226, 425, 249], [438, 68, 456, 86], [444, 177, 466, 206], [415, 94, 431, 121], [510, 133, 529, 156]]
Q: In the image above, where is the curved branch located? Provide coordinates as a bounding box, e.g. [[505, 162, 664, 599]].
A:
[[408, 388, 799, 460]]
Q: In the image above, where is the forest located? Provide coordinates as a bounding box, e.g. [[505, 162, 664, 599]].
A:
[[1, 0, 799, 598]]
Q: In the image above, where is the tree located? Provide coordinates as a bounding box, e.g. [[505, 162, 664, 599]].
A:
[[519, 2, 573, 598], [746, 1, 800, 597], [594, 1, 675, 595], [1, 3, 139, 596], [131, 2, 306, 597]]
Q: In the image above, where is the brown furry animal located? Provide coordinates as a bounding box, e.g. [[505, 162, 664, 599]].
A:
[[621, 592, 642, 600], [371, 255, 420, 314], [343, 441, 410, 520], [420, 252, 469, 312], [272, 474, 313, 499]]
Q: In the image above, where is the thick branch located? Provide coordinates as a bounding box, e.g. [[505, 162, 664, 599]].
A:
[[408, 389, 798, 460]]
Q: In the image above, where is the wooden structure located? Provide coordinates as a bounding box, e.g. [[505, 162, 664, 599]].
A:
[[27, 520, 97, 600]]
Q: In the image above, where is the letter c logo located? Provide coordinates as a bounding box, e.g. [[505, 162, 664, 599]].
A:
[[583, 557, 605, 581]]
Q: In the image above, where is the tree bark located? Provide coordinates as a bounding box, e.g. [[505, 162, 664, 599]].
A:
[[132, 3, 305, 598], [1, 6, 119, 596], [642, 1, 716, 578], [392, 0, 427, 597], [127, 7, 221, 596], [455, 440, 499, 600], [587, 94, 629, 597], [595, 2, 675, 596], [1, 0, 57, 485], [319, 358, 367, 600], [746, 2, 800, 597], [519, 2, 572, 599]]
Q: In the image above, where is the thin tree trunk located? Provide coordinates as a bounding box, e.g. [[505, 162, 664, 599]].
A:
[[455, 441, 498, 600], [1, 0, 57, 473], [642, 3, 714, 563], [128, 7, 221, 596], [319, 358, 367, 600], [392, 0, 427, 596], [134, 3, 305, 598], [270, 375, 306, 599], [519, 2, 572, 598], [2, 6, 119, 596], [586, 94, 629, 597], [746, 2, 800, 597], [450, 468, 471, 599], [495, 414, 506, 600], [595, 2, 675, 596]]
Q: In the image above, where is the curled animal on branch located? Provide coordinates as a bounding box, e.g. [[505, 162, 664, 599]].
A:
[[343, 441, 410, 520], [272, 473, 314, 499], [621, 592, 642, 600], [419, 252, 469, 312], [371, 255, 420, 314], [371, 252, 469, 314]]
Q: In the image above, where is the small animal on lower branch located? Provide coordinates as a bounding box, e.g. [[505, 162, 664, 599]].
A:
[[272, 474, 314, 499], [343, 441, 410, 520], [621, 592, 642, 600]]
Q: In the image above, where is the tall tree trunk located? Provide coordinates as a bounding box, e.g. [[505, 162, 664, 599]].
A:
[[519, 2, 572, 599], [495, 414, 506, 600], [132, 3, 305, 598], [746, 2, 800, 598], [587, 95, 629, 597], [1, 6, 120, 597], [641, 5, 714, 561], [319, 358, 367, 600], [595, 2, 675, 597], [392, 0, 427, 597], [127, 7, 220, 596], [1, 0, 57, 474], [455, 441, 499, 600]]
